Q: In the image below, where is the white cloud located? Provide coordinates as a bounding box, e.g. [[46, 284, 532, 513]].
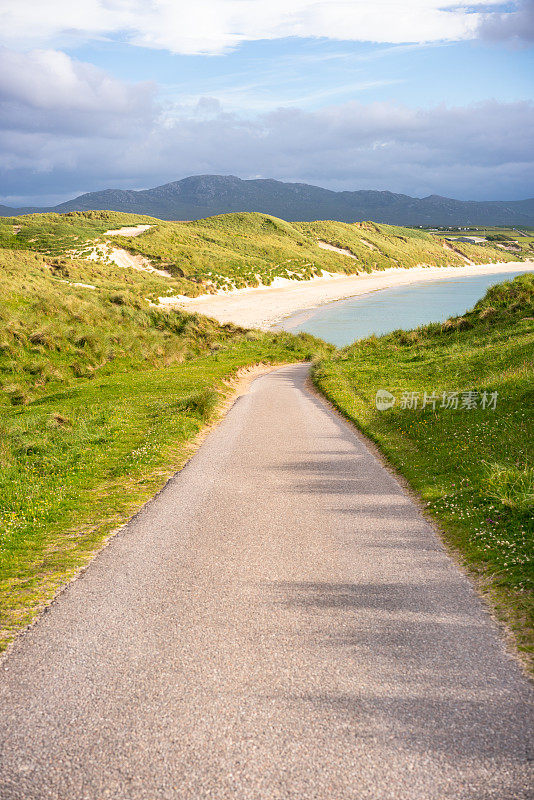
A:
[[0, 47, 155, 135], [0, 2, 529, 205], [0, 0, 506, 54]]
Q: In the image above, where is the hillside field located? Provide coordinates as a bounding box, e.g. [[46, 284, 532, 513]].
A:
[[427, 226, 534, 260]]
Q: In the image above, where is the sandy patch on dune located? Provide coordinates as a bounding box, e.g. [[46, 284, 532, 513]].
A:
[[317, 240, 357, 258], [57, 279, 96, 289], [107, 247, 171, 277], [105, 225, 152, 237], [442, 240, 475, 265], [81, 242, 172, 278], [317, 238, 376, 254]]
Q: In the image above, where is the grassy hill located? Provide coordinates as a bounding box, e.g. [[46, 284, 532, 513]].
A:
[[0, 210, 522, 297], [0, 243, 332, 652], [313, 274, 534, 670]]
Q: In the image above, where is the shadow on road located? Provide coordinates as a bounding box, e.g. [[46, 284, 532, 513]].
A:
[[266, 579, 531, 767]]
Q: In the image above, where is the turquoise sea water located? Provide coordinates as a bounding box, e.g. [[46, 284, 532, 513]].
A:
[[277, 271, 530, 347]]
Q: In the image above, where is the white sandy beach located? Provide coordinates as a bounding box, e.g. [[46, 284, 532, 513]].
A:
[[168, 261, 534, 329]]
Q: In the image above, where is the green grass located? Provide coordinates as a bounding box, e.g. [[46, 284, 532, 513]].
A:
[[1, 210, 522, 296], [0, 213, 529, 656], [0, 210, 156, 254], [99, 214, 527, 290], [0, 247, 235, 398], [0, 244, 332, 651], [313, 273, 534, 669], [295, 219, 514, 268]]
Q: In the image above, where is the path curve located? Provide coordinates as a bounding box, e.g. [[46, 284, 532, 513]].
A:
[[0, 364, 532, 799]]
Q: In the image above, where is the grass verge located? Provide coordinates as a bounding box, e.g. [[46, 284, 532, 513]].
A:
[[312, 273, 534, 671], [1, 341, 329, 652]]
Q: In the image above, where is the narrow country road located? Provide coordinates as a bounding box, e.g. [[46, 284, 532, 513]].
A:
[[0, 364, 532, 799]]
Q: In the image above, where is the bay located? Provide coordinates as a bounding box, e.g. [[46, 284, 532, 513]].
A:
[[277, 271, 529, 347]]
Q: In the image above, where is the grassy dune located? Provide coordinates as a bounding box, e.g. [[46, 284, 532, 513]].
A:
[[0, 210, 521, 296], [296, 219, 500, 267], [0, 245, 331, 651], [313, 274, 534, 668], [0, 210, 156, 255]]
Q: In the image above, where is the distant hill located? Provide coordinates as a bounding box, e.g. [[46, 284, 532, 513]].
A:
[[2, 175, 533, 226]]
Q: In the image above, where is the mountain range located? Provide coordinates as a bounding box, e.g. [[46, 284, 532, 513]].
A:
[[1, 175, 533, 226]]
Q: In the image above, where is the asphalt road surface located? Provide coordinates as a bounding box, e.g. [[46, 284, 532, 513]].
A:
[[1, 364, 532, 799]]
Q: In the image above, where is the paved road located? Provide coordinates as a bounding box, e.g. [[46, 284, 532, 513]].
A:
[[0, 364, 532, 799]]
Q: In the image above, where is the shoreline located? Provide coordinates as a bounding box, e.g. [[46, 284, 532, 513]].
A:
[[168, 261, 534, 329]]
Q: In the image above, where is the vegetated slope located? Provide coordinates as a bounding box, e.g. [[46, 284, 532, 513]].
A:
[[1, 175, 533, 225], [313, 273, 534, 669], [0, 210, 157, 256], [0, 210, 522, 297], [0, 245, 332, 652], [294, 220, 509, 270], [475, 228, 534, 260]]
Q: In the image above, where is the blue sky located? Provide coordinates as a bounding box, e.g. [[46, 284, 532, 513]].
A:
[[0, 0, 532, 205], [73, 36, 533, 113]]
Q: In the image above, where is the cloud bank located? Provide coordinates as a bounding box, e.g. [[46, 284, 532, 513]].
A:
[[0, 3, 531, 203], [0, 48, 155, 136], [0, 48, 532, 204]]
